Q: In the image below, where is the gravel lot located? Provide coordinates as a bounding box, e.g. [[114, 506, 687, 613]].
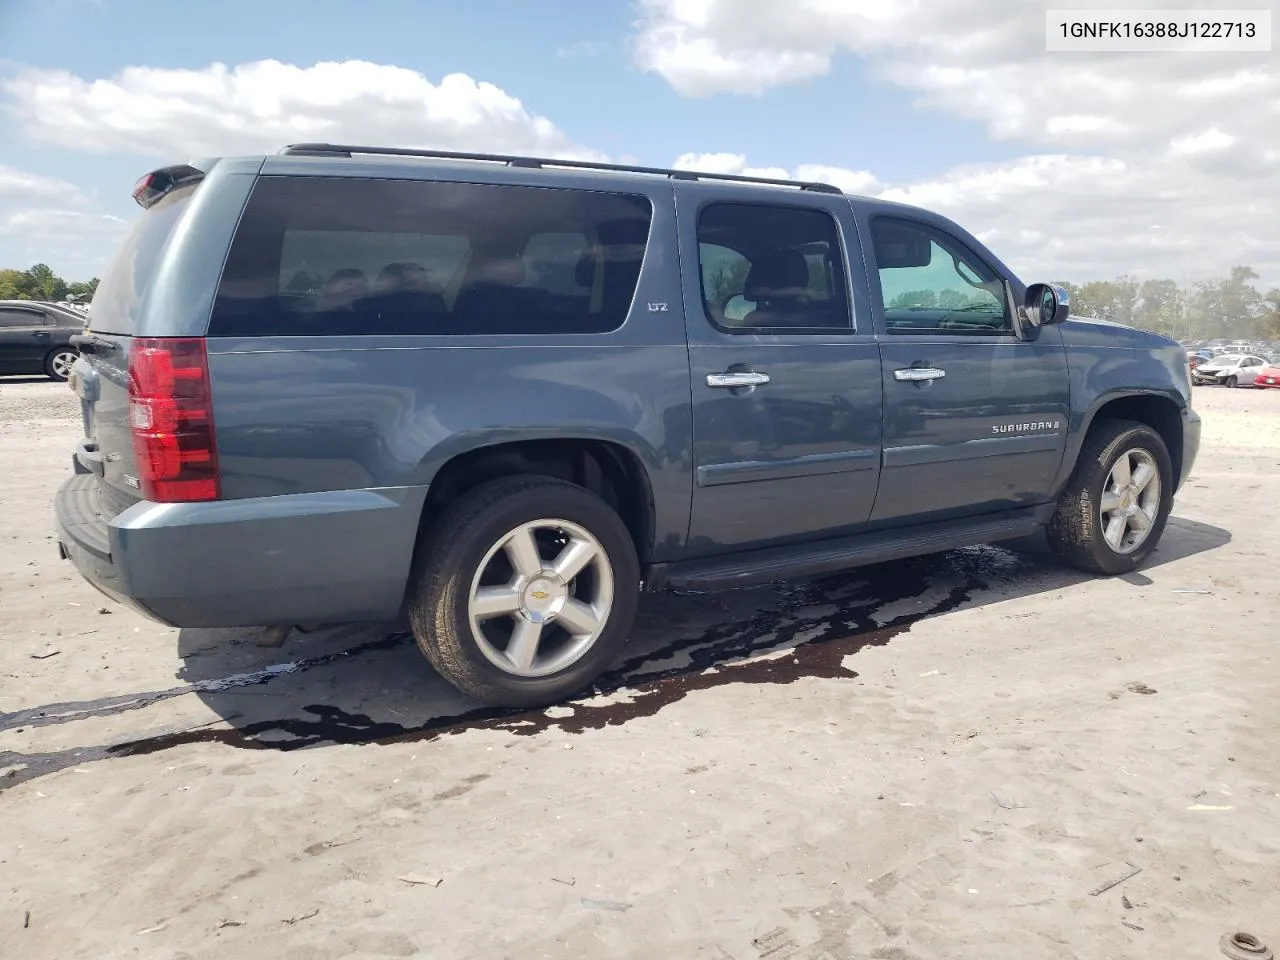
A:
[[1, 377, 1277, 960]]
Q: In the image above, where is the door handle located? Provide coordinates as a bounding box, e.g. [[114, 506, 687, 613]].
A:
[[893, 367, 946, 382], [707, 371, 771, 388]]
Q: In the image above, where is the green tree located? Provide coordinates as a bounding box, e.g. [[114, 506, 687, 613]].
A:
[[1135, 279, 1184, 338], [23, 263, 68, 302], [888, 289, 938, 309], [0, 263, 98, 303], [67, 278, 100, 300], [705, 259, 750, 304]]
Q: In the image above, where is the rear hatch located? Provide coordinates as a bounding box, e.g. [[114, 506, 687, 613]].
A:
[[71, 169, 205, 517]]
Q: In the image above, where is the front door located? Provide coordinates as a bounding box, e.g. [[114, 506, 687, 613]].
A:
[[862, 214, 1070, 523], [675, 184, 883, 556]]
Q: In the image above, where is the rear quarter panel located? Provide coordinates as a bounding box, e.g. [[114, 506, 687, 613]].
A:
[[206, 173, 694, 562]]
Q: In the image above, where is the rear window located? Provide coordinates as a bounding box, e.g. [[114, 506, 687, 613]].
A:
[[210, 177, 653, 337], [89, 185, 197, 335]]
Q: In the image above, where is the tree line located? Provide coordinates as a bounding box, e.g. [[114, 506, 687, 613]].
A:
[[0, 264, 99, 304], [1055, 266, 1280, 341]]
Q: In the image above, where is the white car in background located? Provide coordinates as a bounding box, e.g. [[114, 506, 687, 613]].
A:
[[1192, 354, 1269, 388]]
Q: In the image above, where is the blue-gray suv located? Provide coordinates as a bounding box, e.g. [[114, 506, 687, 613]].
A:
[[56, 144, 1201, 707]]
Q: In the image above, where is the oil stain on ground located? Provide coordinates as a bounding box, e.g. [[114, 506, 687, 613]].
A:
[[0, 548, 1026, 789]]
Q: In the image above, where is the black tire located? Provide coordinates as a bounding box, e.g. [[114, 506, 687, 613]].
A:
[[408, 475, 640, 707], [1225, 375, 1238, 388], [1046, 419, 1174, 576], [44, 347, 78, 382]]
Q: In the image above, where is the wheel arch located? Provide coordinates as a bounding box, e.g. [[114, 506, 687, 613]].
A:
[[1059, 391, 1186, 496], [416, 434, 658, 568]]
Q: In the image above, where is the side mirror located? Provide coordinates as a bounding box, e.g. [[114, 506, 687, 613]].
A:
[[1023, 282, 1070, 326]]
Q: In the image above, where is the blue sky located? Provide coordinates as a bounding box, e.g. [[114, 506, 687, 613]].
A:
[[0, 0, 1006, 202], [0, 0, 1275, 287]]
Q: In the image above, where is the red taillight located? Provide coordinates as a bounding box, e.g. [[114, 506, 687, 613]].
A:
[[128, 337, 220, 502]]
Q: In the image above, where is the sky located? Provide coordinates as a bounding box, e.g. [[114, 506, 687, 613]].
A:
[[0, 0, 1276, 289]]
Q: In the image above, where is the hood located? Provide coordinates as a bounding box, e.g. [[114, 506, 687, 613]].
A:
[[1057, 315, 1180, 351]]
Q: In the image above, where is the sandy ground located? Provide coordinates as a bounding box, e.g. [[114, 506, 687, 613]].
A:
[[1, 377, 1278, 960]]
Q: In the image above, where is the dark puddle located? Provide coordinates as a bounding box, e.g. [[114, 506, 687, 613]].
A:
[[0, 633, 409, 734], [1, 552, 1001, 790]]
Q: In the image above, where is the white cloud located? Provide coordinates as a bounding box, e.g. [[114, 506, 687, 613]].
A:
[[0, 165, 86, 203], [1169, 128, 1236, 156], [0, 168, 128, 276], [672, 151, 1279, 289], [639, 0, 1280, 288], [0, 59, 600, 276], [673, 152, 881, 194], [3, 60, 600, 159]]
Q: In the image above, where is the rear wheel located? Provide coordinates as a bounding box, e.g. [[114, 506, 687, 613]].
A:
[[1047, 419, 1173, 575], [408, 475, 640, 707], [45, 347, 78, 382]]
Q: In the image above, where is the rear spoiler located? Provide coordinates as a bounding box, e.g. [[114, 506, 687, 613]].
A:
[[131, 161, 214, 209]]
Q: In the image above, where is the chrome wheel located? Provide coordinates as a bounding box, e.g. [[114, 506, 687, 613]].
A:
[[1099, 448, 1161, 555], [467, 518, 614, 678], [50, 349, 77, 380]]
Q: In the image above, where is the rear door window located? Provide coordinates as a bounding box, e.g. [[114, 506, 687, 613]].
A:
[[695, 203, 852, 332], [210, 177, 653, 337]]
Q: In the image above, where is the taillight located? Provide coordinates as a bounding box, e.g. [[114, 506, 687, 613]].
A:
[[128, 337, 220, 502]]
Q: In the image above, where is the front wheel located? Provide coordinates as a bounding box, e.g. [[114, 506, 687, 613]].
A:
[[45, 347, 78, 382], [407, 475, 640, 707], [1225, 375, 1238, 388], [1047, 419, 1173, 575]]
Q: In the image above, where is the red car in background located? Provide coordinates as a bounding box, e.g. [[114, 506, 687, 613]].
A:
[[1254, 363, 1280, 389]]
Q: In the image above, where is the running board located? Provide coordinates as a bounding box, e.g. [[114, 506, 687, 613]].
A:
[[647, 509, 1044, 591]]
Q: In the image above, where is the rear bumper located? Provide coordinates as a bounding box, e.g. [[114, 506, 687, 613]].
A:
[[55, 474, 427, 628], [1179, 406, 1201, 491]]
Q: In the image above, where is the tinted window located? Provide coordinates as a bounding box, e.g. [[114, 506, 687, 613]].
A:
[[0, 309, 41, 327], [870, 218, 1010, 334], [211, 177, 653, 337], [696, 203, 851, 332], [89, 185, 197, 334]]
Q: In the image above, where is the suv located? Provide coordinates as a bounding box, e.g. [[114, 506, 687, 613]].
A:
[[0, 300, 84, 381], [55, 144, 1201, 707]]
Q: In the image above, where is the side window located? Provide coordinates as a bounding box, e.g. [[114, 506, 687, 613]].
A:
[[696, 203, 851, 332], [211, 177, 653, 337], [0, 309, 38, 328], [870, 218, 1010, 334]]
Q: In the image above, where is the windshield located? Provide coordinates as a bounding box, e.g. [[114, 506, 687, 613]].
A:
[[88, 185, 198, 334]]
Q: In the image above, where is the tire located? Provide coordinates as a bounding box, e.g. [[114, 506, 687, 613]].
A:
[[407, 475, 640, 707], [1047, 419, 1174, 576], [45, 347, 78, 382], [1225, 375, 1238, 388]]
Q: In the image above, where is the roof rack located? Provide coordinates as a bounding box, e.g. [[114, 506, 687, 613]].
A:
[[277, 143, 844, 195]]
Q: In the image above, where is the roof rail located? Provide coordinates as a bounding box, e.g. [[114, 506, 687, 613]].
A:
[[277, 143, 844, 195]]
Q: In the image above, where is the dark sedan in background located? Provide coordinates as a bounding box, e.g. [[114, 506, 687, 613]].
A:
[[0, 300, 85, 381]]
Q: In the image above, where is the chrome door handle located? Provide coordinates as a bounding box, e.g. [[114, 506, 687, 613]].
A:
[[707, 371, 770, 388], [894, 367, 946, 382]]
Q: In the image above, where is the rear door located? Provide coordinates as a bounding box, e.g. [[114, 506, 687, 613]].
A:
[[856, 210, 1070, 524], [675, 182, 883, 555], [0, 305, 50, 370]]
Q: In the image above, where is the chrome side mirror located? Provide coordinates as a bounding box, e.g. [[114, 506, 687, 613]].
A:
[[1023, 283, 1070, 326]]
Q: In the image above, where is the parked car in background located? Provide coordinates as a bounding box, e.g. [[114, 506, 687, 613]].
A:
[[1253, 362, 1280, 389], [0, 300, 84, 381], [1192, 353, 1269, 388]]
